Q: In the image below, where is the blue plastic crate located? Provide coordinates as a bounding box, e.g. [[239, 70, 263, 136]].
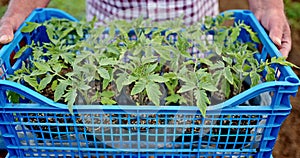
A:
[[0, 8, 299, 158]]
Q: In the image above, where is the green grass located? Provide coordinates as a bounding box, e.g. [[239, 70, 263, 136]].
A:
[[284, 0, 300, 29], [0, 4, 7, 17], [48, 0, 86, 20]]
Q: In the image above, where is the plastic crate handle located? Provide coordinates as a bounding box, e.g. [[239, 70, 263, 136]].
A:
[[0, 80, 67, 108]]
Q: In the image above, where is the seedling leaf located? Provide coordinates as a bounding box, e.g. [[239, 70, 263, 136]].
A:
[[146, 82, 162, 106]]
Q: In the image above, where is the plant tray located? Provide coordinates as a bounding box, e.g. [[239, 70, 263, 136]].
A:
[[0, 8, 299, 158]]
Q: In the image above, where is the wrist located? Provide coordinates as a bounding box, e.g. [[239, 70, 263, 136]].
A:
[[1, 14, 24, 31], [1, 0, 50, 31], [1, 7, 31, 31], [248, 0, 285, 19], [249, 0, 284, 11]]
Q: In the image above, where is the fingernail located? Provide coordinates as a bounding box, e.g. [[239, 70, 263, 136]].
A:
[[274, 37, 281, 46], [0, 35, 8, 43]]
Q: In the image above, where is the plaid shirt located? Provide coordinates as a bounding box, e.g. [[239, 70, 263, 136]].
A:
[[86, 0, 219, 26]]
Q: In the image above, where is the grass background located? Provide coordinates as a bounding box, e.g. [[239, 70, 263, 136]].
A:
[[47, 0, 86, 20]]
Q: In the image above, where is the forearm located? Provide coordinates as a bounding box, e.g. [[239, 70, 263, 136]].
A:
[[2, 0, 50, 30], [248, 0, 284, 17]]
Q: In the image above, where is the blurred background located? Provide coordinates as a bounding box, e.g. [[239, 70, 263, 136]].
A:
[[0, 0, 299, 157]]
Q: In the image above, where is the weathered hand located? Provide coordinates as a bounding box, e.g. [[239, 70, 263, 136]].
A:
[[0, 18, 16, 44], [249, 0, 291, 57], [0, 0, 50, 45]]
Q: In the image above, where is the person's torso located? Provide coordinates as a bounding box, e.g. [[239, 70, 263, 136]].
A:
[[86, 0, 219, 26]]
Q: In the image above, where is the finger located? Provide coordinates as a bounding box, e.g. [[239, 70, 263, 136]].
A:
[[267, 17, 284, 47], [279, 27, 292, 57], [279, 38, 291, 57], [0, 23, 14, 44], [279, 44, 291, 58]]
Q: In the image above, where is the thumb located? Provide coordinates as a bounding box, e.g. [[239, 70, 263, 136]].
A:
[[0, 21, 14, 44], [267, 20, 284, 47]]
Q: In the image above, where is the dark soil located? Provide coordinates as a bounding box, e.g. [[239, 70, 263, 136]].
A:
[[0, 150, 6, 158]]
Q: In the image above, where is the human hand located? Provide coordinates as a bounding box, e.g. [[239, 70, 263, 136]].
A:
[[249, 1, 291, 57], [0, 18, 16, 45], [0, 0, 50, 45]]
